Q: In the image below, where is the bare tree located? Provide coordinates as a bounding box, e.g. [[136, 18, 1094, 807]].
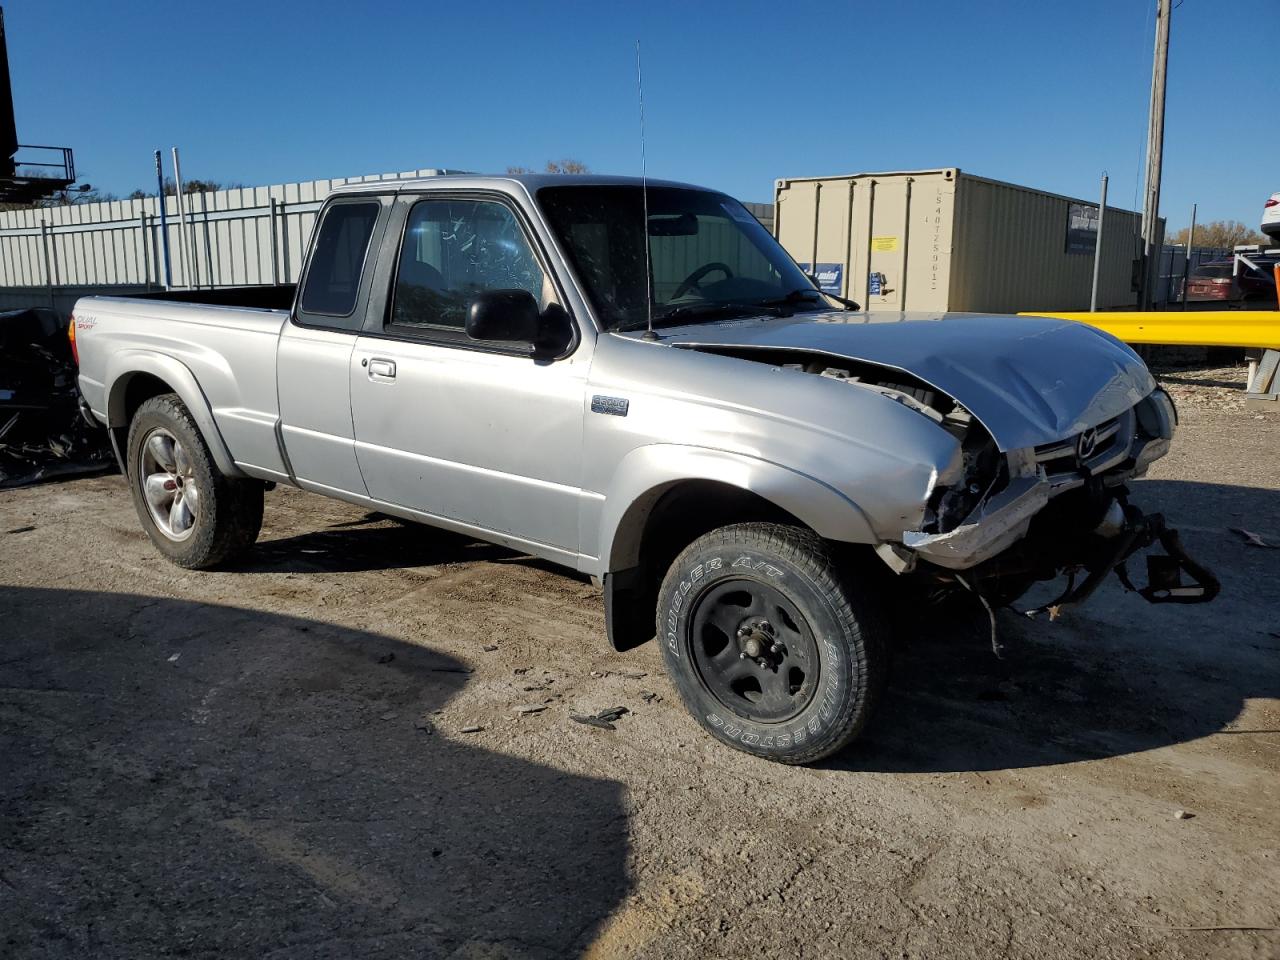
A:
[[0, 169, 118, 209], [506, 159, 590, 175], [148, 177, 244, 197], [1169, 220, 1267, 249]]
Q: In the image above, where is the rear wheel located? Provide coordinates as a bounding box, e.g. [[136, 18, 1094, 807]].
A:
[[126, 394, 263, 569], [656, 522, 887, 764]]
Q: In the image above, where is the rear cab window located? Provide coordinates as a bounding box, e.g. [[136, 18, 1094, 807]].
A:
[[1192, 264, 1232, 280], [295, 199, 384, 330]]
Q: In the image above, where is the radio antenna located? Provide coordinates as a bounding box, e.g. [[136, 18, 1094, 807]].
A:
[[636, 40, 657, 341]]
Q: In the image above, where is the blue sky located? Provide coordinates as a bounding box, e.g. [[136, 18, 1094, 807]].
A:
[[9, 0, 1274, 231]]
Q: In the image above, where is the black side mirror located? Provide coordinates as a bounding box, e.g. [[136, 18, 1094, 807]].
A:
[[466, 289, 540, 346]]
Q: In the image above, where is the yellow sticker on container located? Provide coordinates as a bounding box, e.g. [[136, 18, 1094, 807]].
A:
[[871, 236, 898, 252]]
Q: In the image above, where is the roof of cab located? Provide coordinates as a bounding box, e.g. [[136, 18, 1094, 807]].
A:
[[327, 173, 713, 197]]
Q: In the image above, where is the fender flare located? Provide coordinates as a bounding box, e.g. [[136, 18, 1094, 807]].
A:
[[104, 351, 245, 478], [597, 444, 878, 574]]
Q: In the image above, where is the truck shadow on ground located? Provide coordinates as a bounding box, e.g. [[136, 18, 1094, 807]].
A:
[[832, 478, 1280, 774], [223, 480, 1275, 778], [0, 587, 629, 959], [237, 512, 575, 579]]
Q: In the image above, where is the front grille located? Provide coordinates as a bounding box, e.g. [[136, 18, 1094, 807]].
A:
[[1033, 410, 1134, 484]]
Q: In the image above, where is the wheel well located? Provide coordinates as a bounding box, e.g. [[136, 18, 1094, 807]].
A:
[[638, 481, 802, 584], [604, 480, 809, 651], [120, 373, 174, 424], [110, 373, 175, 467]]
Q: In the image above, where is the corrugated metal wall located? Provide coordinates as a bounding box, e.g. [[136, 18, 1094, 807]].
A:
[[774, 171, 964, 312], [0, 167, 459, 291], [949, 174, 1145, 312], [649, 219, 775, 301], [742, 201, 774, 234], [775, 169, 1158, 314]]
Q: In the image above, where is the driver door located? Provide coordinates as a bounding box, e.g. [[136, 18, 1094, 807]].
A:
[[349, 192, 589, 560]]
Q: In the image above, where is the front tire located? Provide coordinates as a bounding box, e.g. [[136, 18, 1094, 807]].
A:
[[656, 523, 887, 764], [126, 394, 263, 569]]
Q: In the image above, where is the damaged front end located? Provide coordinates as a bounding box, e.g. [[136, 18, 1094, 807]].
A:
[[902, 385, 1218, 613], [671, 330, 1217, 617]]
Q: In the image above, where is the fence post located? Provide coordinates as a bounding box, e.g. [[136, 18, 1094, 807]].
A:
[[155, 150, 173, 289], [172, 147, 194, 288], [1089, 173, 1108, 312], [269, 198, 280, 285], [200, 191, 215, 288], [39, 219, 55, 311], [140, 212, 152, 290], [1180, 204, 1197, 309], [280, 202, 289, 282]]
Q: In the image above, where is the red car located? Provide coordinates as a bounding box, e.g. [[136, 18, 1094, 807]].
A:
[[1185, 257, 1278, 302]]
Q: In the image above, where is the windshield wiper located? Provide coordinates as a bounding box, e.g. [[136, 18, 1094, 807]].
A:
[[760, 287, 861, 311]]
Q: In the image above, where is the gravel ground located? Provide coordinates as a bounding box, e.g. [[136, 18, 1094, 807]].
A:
[[1, 368, 1277, 959]]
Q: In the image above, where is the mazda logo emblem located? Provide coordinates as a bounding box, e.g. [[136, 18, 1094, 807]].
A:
[[1076, 427, 1099, 461]]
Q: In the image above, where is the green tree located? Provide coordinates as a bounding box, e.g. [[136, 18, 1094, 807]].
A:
[[1169, 219, 1267, 249]]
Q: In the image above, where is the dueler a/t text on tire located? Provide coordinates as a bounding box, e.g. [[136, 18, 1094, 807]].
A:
[[126, 393, 263, 570], [657, 523, 887, 764]]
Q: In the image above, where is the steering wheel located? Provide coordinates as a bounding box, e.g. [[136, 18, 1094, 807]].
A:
[[671, 261, 734, 300]]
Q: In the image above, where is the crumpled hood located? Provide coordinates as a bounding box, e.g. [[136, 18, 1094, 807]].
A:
[[640, 311, 1155, 451]]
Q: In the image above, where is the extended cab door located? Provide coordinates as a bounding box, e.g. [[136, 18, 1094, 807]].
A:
[[349, 191, 589, 561], [277, 196, 390, 496]]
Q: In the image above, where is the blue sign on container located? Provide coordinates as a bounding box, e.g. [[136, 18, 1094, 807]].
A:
[[810, 262, 843, 295]]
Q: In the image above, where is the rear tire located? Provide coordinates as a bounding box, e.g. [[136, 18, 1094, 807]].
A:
[[656, 522, 887, 765], [126, 393, 263, 569]]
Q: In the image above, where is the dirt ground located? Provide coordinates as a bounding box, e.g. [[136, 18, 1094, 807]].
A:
[[2, 362, 1277, 959]]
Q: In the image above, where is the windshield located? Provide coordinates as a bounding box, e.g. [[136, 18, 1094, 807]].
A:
[[537, 185, 821, 330]]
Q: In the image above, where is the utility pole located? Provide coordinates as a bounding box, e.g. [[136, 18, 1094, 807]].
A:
[[1140, 0, 1172, 309]]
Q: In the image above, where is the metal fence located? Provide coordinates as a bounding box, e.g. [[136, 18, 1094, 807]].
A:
[[1155, 244, 1230, 305], [0, 167, 461, 297], [0, 169, 1225, 313]]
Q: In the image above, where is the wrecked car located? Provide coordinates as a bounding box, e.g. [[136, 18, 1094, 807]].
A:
[[1, 307, 113, 488], [70, 174, 1217, 764]]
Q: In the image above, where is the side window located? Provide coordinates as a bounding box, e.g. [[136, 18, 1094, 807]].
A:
[[390, 198, 546, 330], [299, 201, 380, 319]]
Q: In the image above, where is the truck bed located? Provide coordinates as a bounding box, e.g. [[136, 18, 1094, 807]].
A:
[[130, 284, 297, 311], [73, 291, 293, 481]]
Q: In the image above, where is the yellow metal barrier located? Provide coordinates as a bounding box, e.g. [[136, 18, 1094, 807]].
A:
[[1015, 311, 1280, 349]]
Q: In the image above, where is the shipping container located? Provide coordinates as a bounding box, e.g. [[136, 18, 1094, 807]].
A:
[[774, 168, 1160, 313]]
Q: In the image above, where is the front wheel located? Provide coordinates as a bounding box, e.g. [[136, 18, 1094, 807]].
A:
[[126, 393, 263, 569], [656, 523, 887, 764]]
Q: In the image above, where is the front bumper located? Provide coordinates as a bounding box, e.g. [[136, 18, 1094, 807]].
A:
[[905, 387, 1179, 571], [903, 476, 1050, 570]]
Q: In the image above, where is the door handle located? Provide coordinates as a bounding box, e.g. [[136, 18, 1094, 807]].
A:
[[367, 358, 396, 380]]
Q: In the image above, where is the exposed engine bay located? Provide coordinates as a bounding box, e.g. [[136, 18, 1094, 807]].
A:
[[690, 344, 1218, 615]]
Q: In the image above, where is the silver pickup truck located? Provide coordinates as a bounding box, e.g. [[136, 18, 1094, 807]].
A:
[[72, 174, 1217, 764]]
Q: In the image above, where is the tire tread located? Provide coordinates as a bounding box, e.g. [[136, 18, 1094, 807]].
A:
[[126, 393, 263, 569], [658, 521, 888, 765]]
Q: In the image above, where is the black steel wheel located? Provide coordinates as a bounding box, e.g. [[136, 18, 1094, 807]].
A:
[[689, 579, 821, 725], [657, 522, 888, 764]]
